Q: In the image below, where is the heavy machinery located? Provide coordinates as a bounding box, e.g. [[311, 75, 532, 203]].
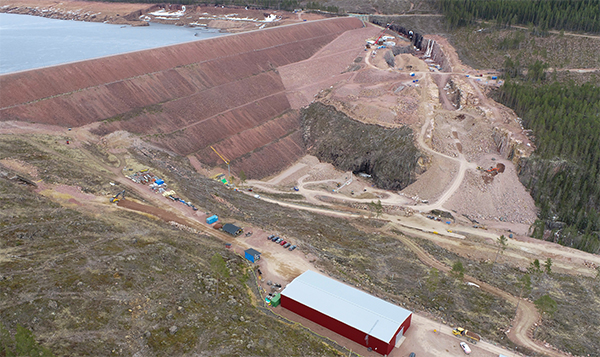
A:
[[374, 22, 393, 45], [110, 190, 125, 203], [210, 145, 230, 179], [477, 166, 499, 175], [452, 327, 480, 344]]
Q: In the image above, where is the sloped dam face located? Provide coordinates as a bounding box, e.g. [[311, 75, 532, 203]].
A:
[[0, 17, 364, 178]]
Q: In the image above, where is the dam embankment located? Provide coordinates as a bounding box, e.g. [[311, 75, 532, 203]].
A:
[[0, 17, 364, 178]]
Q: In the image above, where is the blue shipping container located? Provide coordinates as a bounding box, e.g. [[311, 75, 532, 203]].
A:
[[206, 215, 218, 224], [155, 179, 165, 185]]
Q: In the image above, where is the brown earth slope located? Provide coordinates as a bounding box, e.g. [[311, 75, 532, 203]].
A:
[[0, 17, 363, 178]]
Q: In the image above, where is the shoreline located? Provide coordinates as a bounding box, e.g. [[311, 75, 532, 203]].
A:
[[0, 0, 320, 32]]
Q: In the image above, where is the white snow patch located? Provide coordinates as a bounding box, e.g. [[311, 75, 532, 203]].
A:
[[149, 6, 186, 18]]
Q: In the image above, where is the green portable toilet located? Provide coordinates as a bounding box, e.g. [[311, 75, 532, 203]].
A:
[[270, 293, 281, 307]]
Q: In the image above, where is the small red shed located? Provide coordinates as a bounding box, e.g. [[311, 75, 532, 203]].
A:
[[281, 270, 412, 355]]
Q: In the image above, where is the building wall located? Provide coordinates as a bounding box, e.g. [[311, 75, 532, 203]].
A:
[[386, 313, 412, 355], [281, 295, 391, 355], [244, 252, 255, 263]]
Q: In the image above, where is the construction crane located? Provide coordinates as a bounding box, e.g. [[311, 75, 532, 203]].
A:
[[375, 22, 393, 45], [110, 190, 125, 203], [210, 145, 230, 179]]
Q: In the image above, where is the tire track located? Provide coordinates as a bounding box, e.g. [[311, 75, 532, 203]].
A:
[[395, 233, 566, 357]]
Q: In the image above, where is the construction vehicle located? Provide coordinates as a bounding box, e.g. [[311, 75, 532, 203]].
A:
[[110, 190, 125, 203], [210, 145, 231, 179], [452, 327, 480, 344], [477, 166, 499, 175]]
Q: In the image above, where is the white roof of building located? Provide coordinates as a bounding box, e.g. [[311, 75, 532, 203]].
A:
[[282, 270, 412, 343]]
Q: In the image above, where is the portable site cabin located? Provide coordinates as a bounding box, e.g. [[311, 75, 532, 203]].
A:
[[244, 248, 261, 263], [270, 293, 281, 307], [223, 223, 243, 236], [206, 215, 218, 224], [281, 270, 412, 355]]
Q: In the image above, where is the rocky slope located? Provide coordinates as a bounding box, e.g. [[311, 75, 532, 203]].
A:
[[301, 102, 422, 191]]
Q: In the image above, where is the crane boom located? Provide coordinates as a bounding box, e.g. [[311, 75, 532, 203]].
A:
[[210, 146, 230, 165], [375, 22, 392, 44], [210, 145, 231, 179]]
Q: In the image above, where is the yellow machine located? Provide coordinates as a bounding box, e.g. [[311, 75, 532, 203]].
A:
[[210, 146, 231, 179], [110, 190, 125, 203], [452, 327, 480, 344]]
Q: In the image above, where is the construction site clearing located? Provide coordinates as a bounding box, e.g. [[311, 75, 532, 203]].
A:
[[1, 8, 600, 357]]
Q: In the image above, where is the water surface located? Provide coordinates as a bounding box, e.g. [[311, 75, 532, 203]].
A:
[[0, 13, 225, 74]]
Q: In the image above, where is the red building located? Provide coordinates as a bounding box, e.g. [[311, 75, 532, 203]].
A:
[[281, 270, 412, 355]]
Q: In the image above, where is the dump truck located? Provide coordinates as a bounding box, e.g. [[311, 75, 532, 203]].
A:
[[452, 327, 480, 344]]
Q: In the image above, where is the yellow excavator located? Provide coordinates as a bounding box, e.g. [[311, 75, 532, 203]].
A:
[[110, 190, 125, 203]]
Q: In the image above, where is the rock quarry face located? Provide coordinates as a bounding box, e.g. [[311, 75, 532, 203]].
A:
[[0, 17, 364, 178]]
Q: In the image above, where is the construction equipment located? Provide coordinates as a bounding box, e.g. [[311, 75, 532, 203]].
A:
[[110, 190, 125, 203], [452, 327, 480, 344], [374, 22, 392, 45], [210, 145, 230, 179]]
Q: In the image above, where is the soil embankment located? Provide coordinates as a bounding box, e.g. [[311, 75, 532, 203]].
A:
[[0, 17, 364, 178], [0, 0, 154, 25], [0, 1, 312, 29]]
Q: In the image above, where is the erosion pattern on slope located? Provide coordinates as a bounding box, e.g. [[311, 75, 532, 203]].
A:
[[0, 17, 364, 178]]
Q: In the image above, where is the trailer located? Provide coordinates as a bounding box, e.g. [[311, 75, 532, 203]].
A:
[[452, 327, 480, 344]]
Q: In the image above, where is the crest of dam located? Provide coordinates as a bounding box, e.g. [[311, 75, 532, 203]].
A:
[[0, 17, 364, 178]]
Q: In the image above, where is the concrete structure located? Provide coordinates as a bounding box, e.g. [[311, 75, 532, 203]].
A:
[[281, 270, 412, 355], [244, 248, 261, 263]]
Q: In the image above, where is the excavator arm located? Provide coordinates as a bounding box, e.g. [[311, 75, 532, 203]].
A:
[[110, 190, 125, 203]]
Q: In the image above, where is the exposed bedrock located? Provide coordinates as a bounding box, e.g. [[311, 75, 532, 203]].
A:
[[0, 17, 364, 178], [301, 102, 422, 191], [492, 127, 531, 165]]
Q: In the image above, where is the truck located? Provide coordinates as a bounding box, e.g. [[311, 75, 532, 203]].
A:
[[452, 327, 480, 344]]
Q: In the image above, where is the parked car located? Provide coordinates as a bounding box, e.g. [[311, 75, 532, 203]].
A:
[[460, 342, 471, 355], [272, 236, 279, 242], [275, 238, 282, 243], [283, 243, 291, 248], [268, 234, 274, 240], [409, 353, 416, 357], [288, 245, 297, 251], [280, 240, 287, 246]]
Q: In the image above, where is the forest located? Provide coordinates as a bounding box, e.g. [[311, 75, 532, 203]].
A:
[[495, 81, 600, 253], [435, 0, 600, 33]]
